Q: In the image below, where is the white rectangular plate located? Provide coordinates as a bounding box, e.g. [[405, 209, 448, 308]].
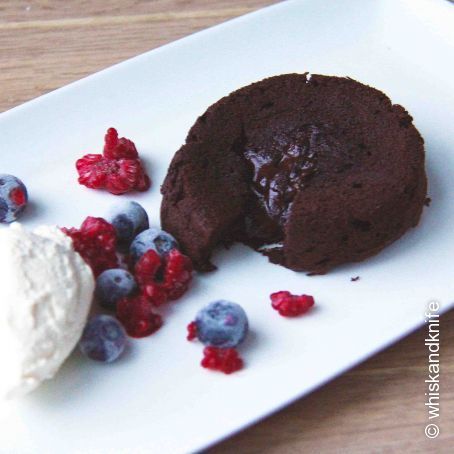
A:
[[0, 0, 453, 452]]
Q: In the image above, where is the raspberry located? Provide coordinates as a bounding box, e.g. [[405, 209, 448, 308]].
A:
[[270, 291, 315, 317], [76, 154, 108, 189], [135, 172, 151, 192], [133, 248, 193, 304], [134, 250, 162, 286], [76, 154, 149, 195], [117, 295, 163, 338], [133, 250, 168, 306], [76, 128, 151, 195], [187, 321, 197, 341], [81, 216, 117, 253], [103, 127, 138, 160], [201, 347, 243, 374], [103, 159, 147, 195], [142, 282, 168, 306], [62, 217, 118, 277], [163, 249, 193, 300]]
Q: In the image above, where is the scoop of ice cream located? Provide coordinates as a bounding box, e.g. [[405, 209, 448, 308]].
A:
[[0, 223, 94, 399]]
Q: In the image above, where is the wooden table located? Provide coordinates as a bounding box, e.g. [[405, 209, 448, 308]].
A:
[[1, 1, 452, 452]]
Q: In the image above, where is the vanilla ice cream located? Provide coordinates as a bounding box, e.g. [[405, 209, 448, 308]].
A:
[[0, 223, 94, 399]]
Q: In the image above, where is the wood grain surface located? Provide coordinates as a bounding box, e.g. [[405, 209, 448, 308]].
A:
[[1, 1, 453, 452]]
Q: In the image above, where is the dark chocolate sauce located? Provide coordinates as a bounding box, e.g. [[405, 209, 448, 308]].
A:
[[243, 125, 321, 223]]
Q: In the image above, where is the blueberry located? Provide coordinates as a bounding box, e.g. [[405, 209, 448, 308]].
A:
[[106, 201, 149, 247], [0, 199, 8, 222], [130, 228, 178, 263], [79, 315, 127, 363], [0, 174, 28, 223], [195, 300, 249, 349], [95, 269, 137, 310]]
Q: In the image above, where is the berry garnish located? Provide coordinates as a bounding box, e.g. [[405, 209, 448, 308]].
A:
[[103, 127, 139, 160], [163, 249, 193, 300], [79, 315, 127, 363], [133, 247, 193, 305], [141, 281, 168, 306], [76, 154, 108, 189], [76, 128, 150, 195], [116, 294, 163, 338], [130, 228, 178, 263], [201, 347, 243, 374], [134, 249, 168, 306], [187, 321, 198, 341], [135, 170, 151, 192], [107, 200, 149, 248], [80, 216, 117, 252], [62, 216, 119, 276], [134, 249, 162, 287], [195, 300, 249, 348], [76, 155, 150, 195], [270, 291, 315, 317], [0, 174, 28, 223], [95, 269, 137, 311]]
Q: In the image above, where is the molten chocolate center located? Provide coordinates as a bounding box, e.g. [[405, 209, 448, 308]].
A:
[[238, 123, 349, 250], [244, 125, 322, 223]]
